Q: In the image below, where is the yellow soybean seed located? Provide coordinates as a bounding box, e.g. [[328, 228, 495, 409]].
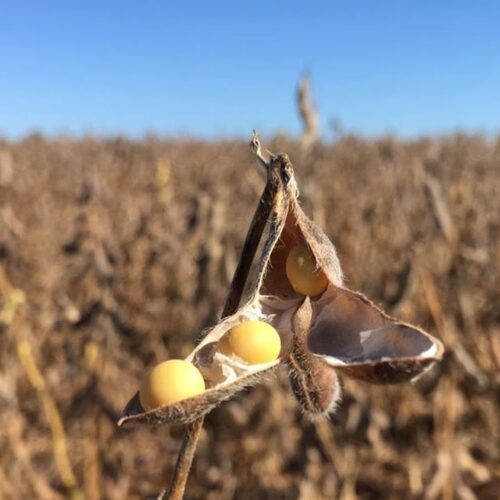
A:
[[227, 320, 281, 364], [139, 359, 205, 411], [217, 335, 233, 356], [285, 244, 328, 296]]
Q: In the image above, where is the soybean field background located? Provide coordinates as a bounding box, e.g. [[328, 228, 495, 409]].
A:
[[0, 134, 498, 499]]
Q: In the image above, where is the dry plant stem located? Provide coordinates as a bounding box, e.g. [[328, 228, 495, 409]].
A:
[[161, 135, 279, 500], [297, 74, 319, 151], [162, 418, 204, 500]]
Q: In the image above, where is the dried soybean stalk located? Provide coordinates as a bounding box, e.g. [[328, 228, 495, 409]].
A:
[[297, 74, 319, 152]]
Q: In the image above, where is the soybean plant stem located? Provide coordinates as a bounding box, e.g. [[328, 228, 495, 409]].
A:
[[161, 134, 280, 500], [161, 418, 204, 500]]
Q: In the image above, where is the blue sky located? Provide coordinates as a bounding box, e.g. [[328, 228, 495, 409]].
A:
[[1, 1, 499, 139]]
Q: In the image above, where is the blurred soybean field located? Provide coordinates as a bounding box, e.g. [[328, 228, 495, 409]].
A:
[[0, 134, 499, 499]]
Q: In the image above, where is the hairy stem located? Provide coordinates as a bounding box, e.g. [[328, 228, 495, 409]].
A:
[[160, 134, 279, 500], [161, 417, 204, 500]]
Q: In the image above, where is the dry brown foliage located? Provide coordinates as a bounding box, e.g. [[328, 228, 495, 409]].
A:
[[0, 134, 499, 499]]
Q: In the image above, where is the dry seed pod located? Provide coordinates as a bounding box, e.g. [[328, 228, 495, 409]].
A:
[[285, 297, 341, 419], [251, 153, 443, 415], [119, 300, 282, 427], [307, 287, 445, 384], [118, 151, 338, 428], [119, 148, 444, 428], [118, 153, 289, 428]]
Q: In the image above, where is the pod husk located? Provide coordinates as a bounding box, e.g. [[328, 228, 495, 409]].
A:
[[118, 301, 283, 427], [118, 153, 291, 428], [307, 286, 444, 384], [119, 150, 445, 426], [118, 364, 277, 427], [285, 297, 341, 419], [257, 159, 444, 413]]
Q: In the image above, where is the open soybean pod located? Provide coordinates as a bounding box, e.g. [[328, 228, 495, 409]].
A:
[[119, 147, 444, 428], [253, 154, 444, 417], [118, 314, 280, 427], [307, 288, 444, 384], [118, 152, 291, 428]]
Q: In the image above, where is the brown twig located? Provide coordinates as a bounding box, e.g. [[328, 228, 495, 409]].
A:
[[160, 133, 280, 500], [161, 418, 204, 500]]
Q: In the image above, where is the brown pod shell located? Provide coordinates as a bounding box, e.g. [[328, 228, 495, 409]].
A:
[[256, 160, 443, 390], [285, 298, 341, 419], [118, 151, 292, 428], [336, 357, 438, 385], [260, 196, 344, 298], [307, 286, 445, 384], [118, 297, 291, 427], [119, 148, 445, 427], [118, 306, 282, 427], [118, 364, 276, 427]]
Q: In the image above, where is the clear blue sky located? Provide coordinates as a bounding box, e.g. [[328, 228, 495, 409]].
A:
[[1, 1, 499, 139]]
